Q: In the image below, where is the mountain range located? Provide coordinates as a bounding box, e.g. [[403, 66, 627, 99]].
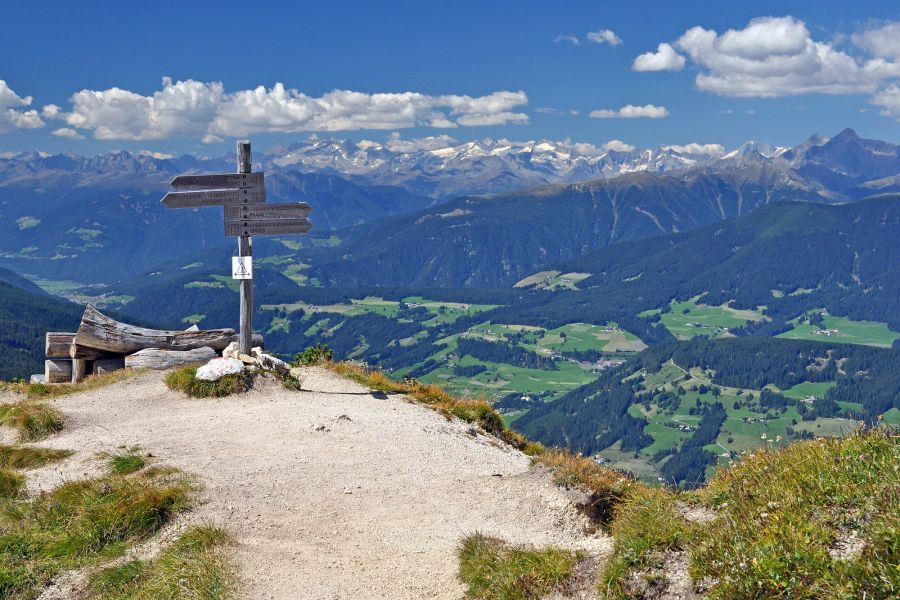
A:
[[2, 128, 898, 289]]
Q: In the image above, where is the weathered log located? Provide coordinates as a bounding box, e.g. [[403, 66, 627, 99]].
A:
[[74, 305, 237, 354], [46, 332, 76, 358], [93, 357, 125, 375], [45, 359, 72, 384], [71, 359, 91, 384], [125, 347, 217, 370], [70, 342, 122, 360]]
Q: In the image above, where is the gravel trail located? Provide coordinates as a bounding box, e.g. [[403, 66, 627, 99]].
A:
[[17, 367, 610, 599]]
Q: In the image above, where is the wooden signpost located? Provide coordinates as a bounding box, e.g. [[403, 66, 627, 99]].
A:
[[162, 141, 313, 354]]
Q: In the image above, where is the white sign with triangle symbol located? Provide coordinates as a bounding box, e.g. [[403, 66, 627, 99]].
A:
[[232, 256, 253, 280]]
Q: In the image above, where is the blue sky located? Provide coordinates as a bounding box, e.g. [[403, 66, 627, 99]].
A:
[[2, 0, 900, 155]]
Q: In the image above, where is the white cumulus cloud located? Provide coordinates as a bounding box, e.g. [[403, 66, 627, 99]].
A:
[[384, 132, 458, 152], [872, 84, 900, 118], [590, 104, 670, 119], [587, 29, 622, 46], [51, 78, 530, 142], [52, 127, 84, 139], [632, 43, 686, 71], [674, 16, 900, 97], [0, 80, 44, 132], [602, 139, 635, 152], [661, 142, 725, 156], [852, 21, 900, 59]]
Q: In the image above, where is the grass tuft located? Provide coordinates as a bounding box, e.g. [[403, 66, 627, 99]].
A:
[[2, 369, 144, 400], [164, 366, 252, 398], [0, 401, 64, 441], [0, 469, 25, 498], [599, 487, 693, 598], [534, 449, 643, 527], [690, 426, 899, 599], [0, 467, 192, 599], [107, 450, 147, 476], [458, 533, 583, 600], [88, 524, 234, 600], [0, 444, 73, 470], [328, 362, 539, 453]]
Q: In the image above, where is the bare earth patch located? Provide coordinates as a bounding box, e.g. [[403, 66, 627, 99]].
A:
[[23, 368, 610, 599]]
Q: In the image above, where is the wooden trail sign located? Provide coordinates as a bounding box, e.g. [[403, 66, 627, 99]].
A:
[[171, 172, 264, 189], [225, 218, 313, 237], [224, 203, 312, 220], [161, 141, 313, 354], [162, 187, 267, 208]]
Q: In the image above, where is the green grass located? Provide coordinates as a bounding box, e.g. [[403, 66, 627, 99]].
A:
[[781, 381, 837, 400], [0, 401, 64, 441], [0, 469, 25, 498], [777, 314, 900, 348], [458, 533, 583, 600], [88, 525, 234, 600], [164, 367, 252, 398], [691, 427, 900, 599], [107, 450, 147, 476], [599, 487, 694, 598], [3, 368, 142, 401], [0, 467, 192, 599], [0, 445, 72, 469], [659, 297, 765, 340]]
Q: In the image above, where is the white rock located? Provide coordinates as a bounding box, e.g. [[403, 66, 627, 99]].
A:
[[251, 348, 290, 375], [222, 341, 240, 360], [196, 357, 245, 381]]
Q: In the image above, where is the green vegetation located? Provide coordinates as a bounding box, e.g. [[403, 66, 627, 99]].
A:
[[0, 445, 72, 469], [599, 487, 694, 598], [329, 362, 543, 456], [5, 368, 143, 400], [164, 367, 252, 398], [658, 297, 765, 340], [292, 343, 333, 366], [107, 449, 147, 476], [691, 427, 899, 599], [0, 401, 64, 441], [518, 337, 900, 486], [777, 312, 900, 348], [0, 467, 191, 599], [0, 469, 25, 498], [458, 533, 582, 600], [88, 525, 234, 600]]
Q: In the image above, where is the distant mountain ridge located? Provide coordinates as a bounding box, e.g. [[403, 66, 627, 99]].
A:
[[1, 128, 899, 287]]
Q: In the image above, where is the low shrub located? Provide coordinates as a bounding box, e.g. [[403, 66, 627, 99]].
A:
[[292, 343, 333, 366], [164, 367, 252, 398]]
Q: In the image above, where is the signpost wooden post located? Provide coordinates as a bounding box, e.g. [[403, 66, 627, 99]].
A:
[[161, 140, 313, 355]]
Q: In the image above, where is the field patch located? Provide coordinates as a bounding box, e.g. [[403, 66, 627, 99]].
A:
[[659, 297, 766, 339], [777, 313, 900, 348]]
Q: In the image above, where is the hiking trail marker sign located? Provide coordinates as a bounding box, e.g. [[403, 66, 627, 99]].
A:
[[162, 141, 313, 353]]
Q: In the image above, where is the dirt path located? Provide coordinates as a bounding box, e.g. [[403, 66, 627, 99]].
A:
[[20, 368, 610, 599]]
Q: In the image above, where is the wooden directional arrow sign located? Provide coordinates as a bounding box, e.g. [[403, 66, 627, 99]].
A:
[[161, 187, 267, 208], [171, 172, 264, 189], [223, 202, 311, 221], [225, 218, 312, 237]]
